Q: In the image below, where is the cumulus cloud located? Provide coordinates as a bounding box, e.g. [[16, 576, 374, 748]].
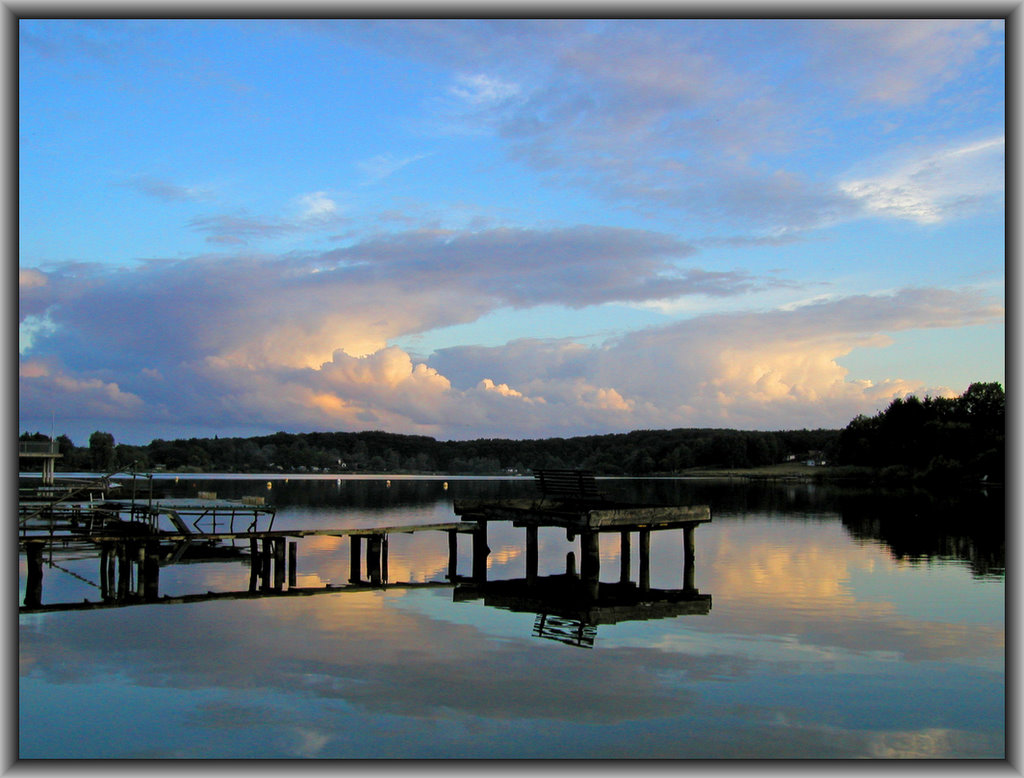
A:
[[16, 214, 1003, 441]]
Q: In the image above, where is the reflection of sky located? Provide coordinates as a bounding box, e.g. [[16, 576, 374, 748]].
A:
[[20, 502, 1003, 758]]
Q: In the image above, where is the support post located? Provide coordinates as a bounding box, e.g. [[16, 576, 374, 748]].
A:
[[447, 529, 458, 581], [472, 521, 489, 582], [288, 541, 297, 588], [99, 543, 110, 599], [683, 524, 696, 592], [273, 538, 286, 590], [261, 538, 273, 591], [381, 535, 389, 584], [619, 530, 631, 584], [143, 539, 160, 601], [639, 529, 651, 591], [525, 525, 538, 583], [580, 531, 600, 599], [366, 535, 382, 585], [249, 537, 260, 591], [25, 543, 43, 608], [349, 535, 362, 584], [135, 542, 146, 597]]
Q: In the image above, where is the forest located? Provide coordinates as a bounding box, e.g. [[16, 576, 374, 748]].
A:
[[21, 382, 1002, 484]]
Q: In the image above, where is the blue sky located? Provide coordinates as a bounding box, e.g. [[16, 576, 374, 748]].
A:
[[18, 19, 1005, 445]]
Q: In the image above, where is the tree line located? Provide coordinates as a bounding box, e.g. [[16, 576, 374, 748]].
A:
[[20, 382, 1002, 482], [835, 381, 1004, 485], [21, 426, 838, 476]]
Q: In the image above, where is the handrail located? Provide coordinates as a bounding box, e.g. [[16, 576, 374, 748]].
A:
[[19, 441, 59, 455], [19, 461, 139, 527]]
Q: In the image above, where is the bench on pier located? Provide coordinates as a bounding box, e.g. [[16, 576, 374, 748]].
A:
[[533, 469, 602, 504]]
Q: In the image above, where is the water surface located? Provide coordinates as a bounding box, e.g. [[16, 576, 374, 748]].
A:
[[19, 476, 1004, 759]]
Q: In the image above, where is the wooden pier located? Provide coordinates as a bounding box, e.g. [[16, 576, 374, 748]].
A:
[[19, 470, 713, 648]]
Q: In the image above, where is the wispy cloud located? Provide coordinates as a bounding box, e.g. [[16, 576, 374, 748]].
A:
[[449, 73, 521, 105], [840, 135, 1005, 223], [123, 175, 212, 202], [356, 153, 430, 184]]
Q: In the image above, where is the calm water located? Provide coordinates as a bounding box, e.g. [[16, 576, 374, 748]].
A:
[[19, 475, 1005, 759]]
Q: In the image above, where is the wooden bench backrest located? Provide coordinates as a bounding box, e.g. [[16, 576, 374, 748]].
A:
[[533, 469, 601, 501]]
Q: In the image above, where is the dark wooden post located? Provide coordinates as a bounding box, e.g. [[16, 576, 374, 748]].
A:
[[349, 535, 362, 583], [134, 542, 146, 597], [117, 543, 130, 600], [249, 537, 260, 591], [472, 521, 489, 582], [273, 538, 286, 590], [639, 529, 651, 591], [25, 543, 43, 608], [683, 524, 696, 592], [261, 538, 273, 591], [447, 530, 458, 580], [107, 549, 117, 599], [99, 543, 110, 599], [381, 535, 389, 584], [580, 531, 600, 599], [143, 539, 160, 601], [566, 551, 577, 578], [366, 535, 382, 585], [288, 541, 297, 588], [619, 530, 631, 584], [525, 524, 538, 583]]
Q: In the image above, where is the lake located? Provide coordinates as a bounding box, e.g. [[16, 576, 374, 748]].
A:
[[18, 475, 1005, 759]]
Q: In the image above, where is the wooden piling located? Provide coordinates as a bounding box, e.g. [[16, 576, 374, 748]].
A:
[[619, 530, 631, 584], [143, 540, 160, 601], [349, 535, 362, 584], [288, 541, 297, 588], [25, 543, 43, 608], [366, 535, 382, 585], [447, 529, 458, 580], [472, 521, 489, 581], [525, 525, 538, 583], [273, 538, 286, 590], [639, 529, 651, 591]]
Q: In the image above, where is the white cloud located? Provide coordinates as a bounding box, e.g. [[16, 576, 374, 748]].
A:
[[19, 311, 58, 355], [448, 73, 521, 105], [840, 135, 1004, 223], [297, 191, 338, 220]]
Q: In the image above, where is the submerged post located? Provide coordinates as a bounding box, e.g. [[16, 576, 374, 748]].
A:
[[683, 524, 696, 592]]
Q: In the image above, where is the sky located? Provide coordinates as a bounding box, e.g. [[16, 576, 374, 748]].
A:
[[17, 18, 1006, 446]]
